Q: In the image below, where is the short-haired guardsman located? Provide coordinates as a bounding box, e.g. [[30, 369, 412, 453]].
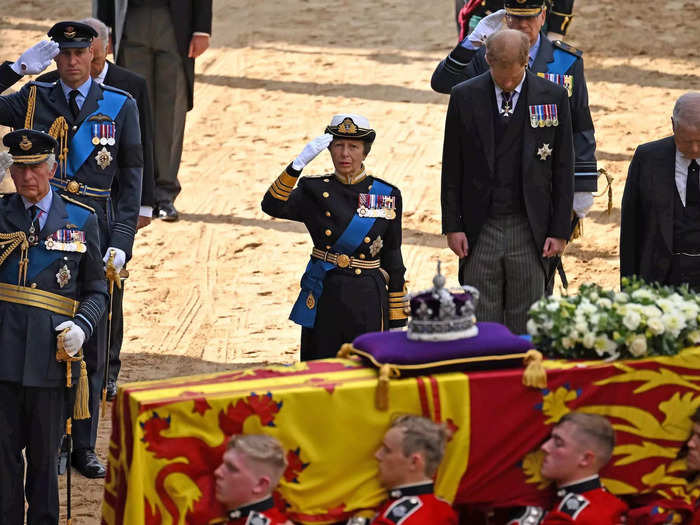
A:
[[0, 19, 143, 478], [0, 129, 107, 525]]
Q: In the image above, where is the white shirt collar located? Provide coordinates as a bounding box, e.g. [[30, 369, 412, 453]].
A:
[[94, 61, 109, 85], [675, 148, 698, 207], [21, 187, 53, 215]]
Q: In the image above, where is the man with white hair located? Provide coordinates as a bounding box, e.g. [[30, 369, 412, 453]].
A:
[[0, 129, 107, 524], [262, 114, 408, 360], [621, 92, 700, 291]]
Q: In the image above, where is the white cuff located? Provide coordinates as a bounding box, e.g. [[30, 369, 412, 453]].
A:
[[139, 205, 153, 217], [192, 32, 211, 37], [10, 62, 22, 75]]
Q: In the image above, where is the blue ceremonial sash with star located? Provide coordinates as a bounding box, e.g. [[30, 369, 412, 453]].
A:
[[289, 179, 392, 328], [65, 90, 126, 178]]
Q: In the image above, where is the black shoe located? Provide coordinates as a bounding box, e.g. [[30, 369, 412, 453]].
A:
[[106, 379, 117, 402], [157, 202, 178, 222], [71, 448, 106, 478]]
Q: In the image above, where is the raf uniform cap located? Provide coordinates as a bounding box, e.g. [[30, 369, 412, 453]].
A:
[[504, 0, 546, 17], [325, 114, 376, 144], [3, 129, 58, 165], [47, 21, 97, 48]]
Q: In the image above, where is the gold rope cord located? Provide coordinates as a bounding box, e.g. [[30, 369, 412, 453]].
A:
[[24, 85, 37, 129], [0, 232, 29, 286], [48, 117, 69, 178]]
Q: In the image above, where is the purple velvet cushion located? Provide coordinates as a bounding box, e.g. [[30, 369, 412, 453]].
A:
[[352, 322, 534, 366]]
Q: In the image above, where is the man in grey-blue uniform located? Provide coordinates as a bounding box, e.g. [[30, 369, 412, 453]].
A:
[[433, 0, 597, 234], [0, 20, 143, 478], [0, 129, 107, 525]]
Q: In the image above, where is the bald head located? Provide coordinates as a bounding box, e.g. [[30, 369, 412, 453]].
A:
[[485, 29, 530, 68], [672, 92, 700, 159]]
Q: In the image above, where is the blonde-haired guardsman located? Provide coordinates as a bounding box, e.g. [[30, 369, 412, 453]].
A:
[[262, 114, 408, 360], [0, 20, 143, 478], [0, 129, 107, 524]]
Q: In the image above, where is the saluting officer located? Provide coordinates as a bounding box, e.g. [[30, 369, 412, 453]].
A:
[[261, 114, 408, 360], [433, 0, 598, 219], [0, 129, 107, 525], [0, 21, 143, 478]]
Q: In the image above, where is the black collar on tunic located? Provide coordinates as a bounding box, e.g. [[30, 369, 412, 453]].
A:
[[227, 496, 275, 520], [556, 476, 601, 498], [388, 482, 434, 500]]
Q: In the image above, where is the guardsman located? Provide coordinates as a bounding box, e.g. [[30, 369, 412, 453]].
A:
[[0, 20, 143, 478], [509, 412, 627, 524], [211, 434, 293, 525], [348, 415, 458, 525], [433, 0, 598, 246], [0, 129, 107, 525], [261, 114, 408, 360]]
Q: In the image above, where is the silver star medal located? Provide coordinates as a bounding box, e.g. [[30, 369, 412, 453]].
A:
[[56, 264, 71, 288], [369, 235, 383, 257], [537, 143, 552, 160], [95, 147, 113, 169]]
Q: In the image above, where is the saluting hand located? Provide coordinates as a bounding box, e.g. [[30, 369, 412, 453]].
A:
[[11, 40, 59, 75], [0, 152, 12, 184], [465, 9, 506, 48], [447, 232, 469, 258], [292, 133, 334, 171]]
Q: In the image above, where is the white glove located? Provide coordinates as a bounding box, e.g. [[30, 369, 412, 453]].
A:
[[292, 133, 333, 171], [467, 9, 506, 47], [10, 40, 59, 75], [0, 152, 11, 184], [573, 192, 594, 218], [103, 247, 126, 272], [55, 321, 85, 357]]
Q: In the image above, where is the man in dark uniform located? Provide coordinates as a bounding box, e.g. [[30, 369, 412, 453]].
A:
[[0, 20, 143, 478], [456, 0, 576, 41], [434, 0, 597, 224], [261, 114, 408, 360], [0, 129, 107, 525], [621, 92, 700, 291], [441, 29, 573, 334], [96, 0, 213, 221], [211, 434, 292, 525], [37, 15, 156, 400], [348, 415, 458, 525]]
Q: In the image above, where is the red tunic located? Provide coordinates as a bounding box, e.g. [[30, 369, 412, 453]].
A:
[[368, 483, 458, 525], [212, 497, 291, 525], [541, 487, 627, 525]]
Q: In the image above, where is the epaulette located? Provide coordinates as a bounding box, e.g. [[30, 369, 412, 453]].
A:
[[60, 194, 95, 213], [506, 506, 545, 525], [552, 40, 583, 58], [100, 83, 134, 100], [303, 173, 333, 179], [27, 80, 56, 88], [383, 496, 423, 524], [369, 175, 401, 193], [557, 492, 590, 519]]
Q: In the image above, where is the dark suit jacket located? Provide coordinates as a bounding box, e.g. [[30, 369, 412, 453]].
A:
[[441, 70, 574, 255], [620, 136, 678, 283], [96, 0, 213, 110], [432, 33, 596, 192], [38, 61, 155, 207]]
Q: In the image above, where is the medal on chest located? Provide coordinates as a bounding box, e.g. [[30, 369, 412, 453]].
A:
[[56, 264, 71, 288], [95, 147, 113, 169], [357, 193, 396, 219], [45, 229, 87, 253], [529, 104, 559, 128]]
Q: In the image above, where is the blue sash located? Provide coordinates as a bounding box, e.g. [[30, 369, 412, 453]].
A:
[[0, 197, 90, 284], [547, 48, 577, 75], [65, 90, 126, 178], [289, 179, 392, 328]]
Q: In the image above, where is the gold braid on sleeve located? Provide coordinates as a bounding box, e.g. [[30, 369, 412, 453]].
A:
[[24, 85, 37, 129], [268, 169, 299, 201]]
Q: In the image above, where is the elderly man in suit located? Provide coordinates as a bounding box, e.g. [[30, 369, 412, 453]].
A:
[[441, 28, 573, 334], [37, 16, 155, 401], [621, 92, 700, 291], [0, 21, 143, 478], [96, 0, 213, 221]]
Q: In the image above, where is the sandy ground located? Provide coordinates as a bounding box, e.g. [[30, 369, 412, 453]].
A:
[[1, 0, 700, 522]]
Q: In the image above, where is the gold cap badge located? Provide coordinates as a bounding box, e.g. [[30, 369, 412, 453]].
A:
[[64, 27, 76, 39], [337, 118, 357, 134], [19, 136, 32, 151]]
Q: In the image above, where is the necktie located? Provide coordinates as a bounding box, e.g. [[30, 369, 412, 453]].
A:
[[28, 205, 41, 245], [501, 91, 513, 117], [69, 89, 81, 119], [687, 159, 700, 207]]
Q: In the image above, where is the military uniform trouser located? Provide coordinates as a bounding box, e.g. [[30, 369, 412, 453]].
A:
[[300, 269, 389, 361], [0, 382, 66, 525], [108, 280, 125, 383], [119, 4, 188, 206]]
